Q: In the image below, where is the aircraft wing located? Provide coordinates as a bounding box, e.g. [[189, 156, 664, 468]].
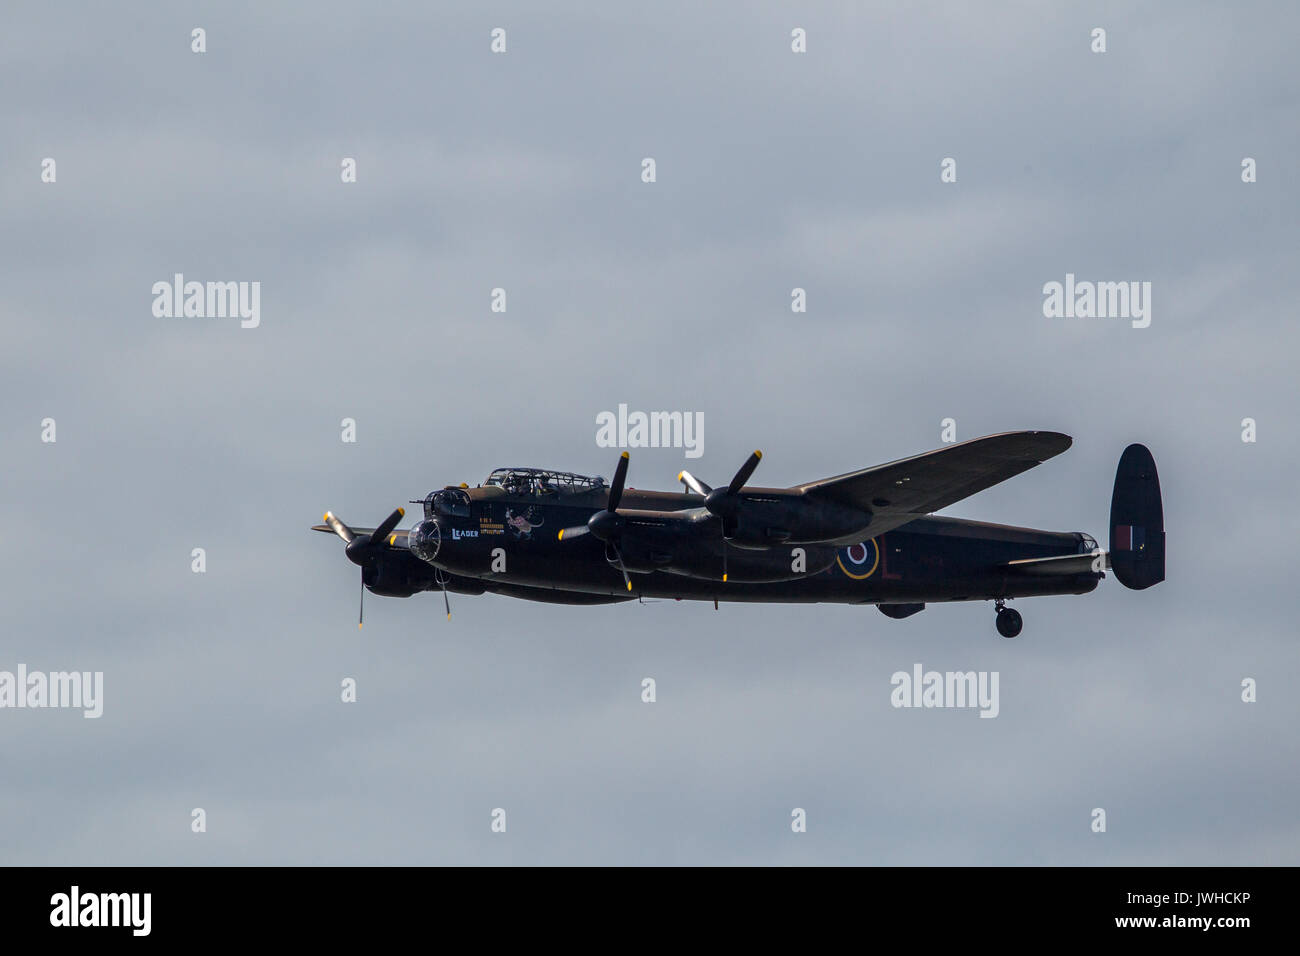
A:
[[797, 431, 1072, 537]]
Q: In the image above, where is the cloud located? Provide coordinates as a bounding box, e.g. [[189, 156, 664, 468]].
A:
[[1, 0, 1296, 865]]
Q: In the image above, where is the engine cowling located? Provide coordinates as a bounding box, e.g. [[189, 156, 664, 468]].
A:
[[362, 552, 486, 597], [361, 557, 432, 598], [719, 494, 872, 550]]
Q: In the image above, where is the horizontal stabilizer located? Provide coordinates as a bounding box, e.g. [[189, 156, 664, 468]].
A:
[[1004, 553, 1108, 576]]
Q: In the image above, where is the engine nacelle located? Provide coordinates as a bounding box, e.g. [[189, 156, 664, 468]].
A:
[[610, 532, 680, 575], [362, 554, 487, 597], [361, 558, 430, 597], [723, 494, 872, 550]]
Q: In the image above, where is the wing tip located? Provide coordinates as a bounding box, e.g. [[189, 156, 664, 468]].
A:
[[991, 429, 1072, 460], [1033, 430, 1073, 458]]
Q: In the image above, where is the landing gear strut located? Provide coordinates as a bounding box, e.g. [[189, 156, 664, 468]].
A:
[[994, 600, 1022, 639]]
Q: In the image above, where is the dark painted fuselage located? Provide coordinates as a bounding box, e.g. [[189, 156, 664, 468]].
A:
[[410, 482, 1100, 606]]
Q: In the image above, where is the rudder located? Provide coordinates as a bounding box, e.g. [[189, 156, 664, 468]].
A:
[[1109, 443, 1165, 589]]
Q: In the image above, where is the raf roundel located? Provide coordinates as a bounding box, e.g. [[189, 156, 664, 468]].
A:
[[836, 539, 880, 580]]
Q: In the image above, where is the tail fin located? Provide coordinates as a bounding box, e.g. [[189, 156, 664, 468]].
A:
[[1109, 443, 1165, 589]]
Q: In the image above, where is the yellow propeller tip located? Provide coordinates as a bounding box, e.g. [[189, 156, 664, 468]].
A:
[[557, 530, 564, 540], [626, 582, 632, 591], [323, 512, 331, 522], [357, 623, 363, 629], [397, 507, 405, 516], [754, 450, 763, 459], [620, 451, 629, 459], [722, 573, 728, 582], [388, 534, 396, 545]]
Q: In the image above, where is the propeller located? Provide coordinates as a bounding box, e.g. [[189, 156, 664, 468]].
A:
[[322, 511, 355, 543], [607, 451, 630, 510], [557, 452, 633, 591], [703, 450, 762, 524], [677, 470, 712, 496], [558, 451, 628, 542], [699, 451, 762, 583], [321, 507, 406, 627], [435, 569, 452, 621], [607, 542, 632, 591]]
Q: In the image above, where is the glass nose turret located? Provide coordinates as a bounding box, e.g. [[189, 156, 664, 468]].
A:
[[408, 519, 443, 563]]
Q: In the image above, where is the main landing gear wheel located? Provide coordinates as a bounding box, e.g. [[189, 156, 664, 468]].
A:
[[995, 605, 1023, 639]]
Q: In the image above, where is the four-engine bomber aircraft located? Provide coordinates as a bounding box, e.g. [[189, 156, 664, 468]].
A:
[[313, 431, 1165, 637]]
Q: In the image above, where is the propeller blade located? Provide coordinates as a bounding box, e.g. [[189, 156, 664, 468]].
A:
[[726, 450, 763, 495], [371, 506, 405, 544], [323, 511, 355, 544], [557, 525, 590, 541], [678, 470, 712, 496], [610, 542, 632, 591], [358, 572, 364, 629], [437, 570, 451, 621], [607, 451, 630, 512]]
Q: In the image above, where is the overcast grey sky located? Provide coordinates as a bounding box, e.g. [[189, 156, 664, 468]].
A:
[[2, 1, 1297, 864]]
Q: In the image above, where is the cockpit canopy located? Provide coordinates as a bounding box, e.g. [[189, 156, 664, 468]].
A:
[[483, 467, 606, 497]]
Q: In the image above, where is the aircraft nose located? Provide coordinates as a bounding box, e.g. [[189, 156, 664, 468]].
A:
[[408, 519, 443, 563]]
